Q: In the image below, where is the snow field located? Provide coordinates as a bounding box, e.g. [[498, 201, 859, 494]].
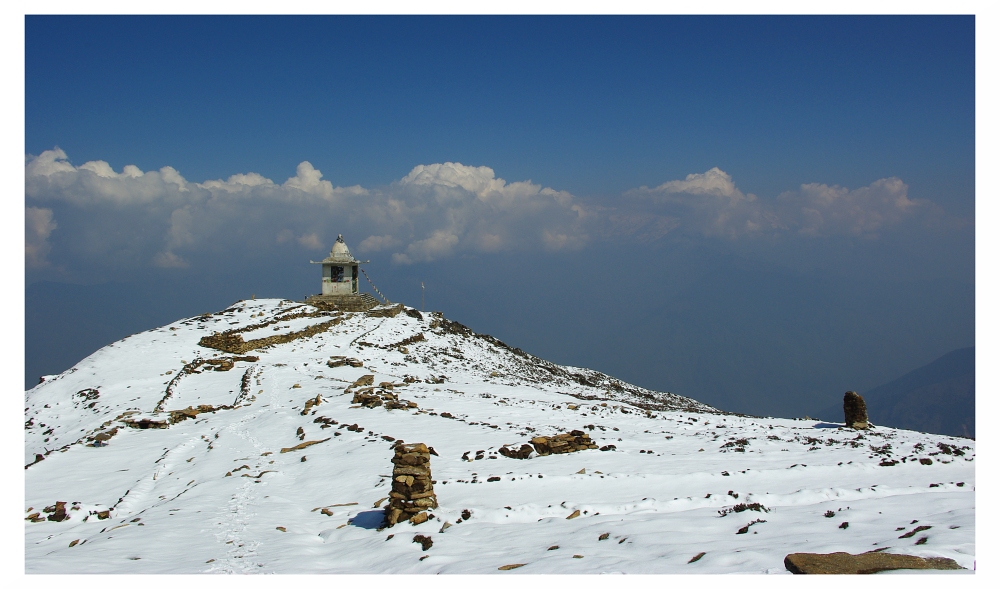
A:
[[25, 299, 975, 573]]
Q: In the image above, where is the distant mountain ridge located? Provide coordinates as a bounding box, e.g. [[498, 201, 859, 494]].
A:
[[817, 347, 974, 438]]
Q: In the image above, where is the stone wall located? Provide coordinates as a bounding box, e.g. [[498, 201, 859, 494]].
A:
[[305, 294, 379, 312]]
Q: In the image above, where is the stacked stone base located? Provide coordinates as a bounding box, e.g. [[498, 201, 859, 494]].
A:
[[385, 443, 437, 526], [305, 293, 379, 312]]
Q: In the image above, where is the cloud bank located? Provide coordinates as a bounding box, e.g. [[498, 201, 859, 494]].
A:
[[25, 148, 939, 277]]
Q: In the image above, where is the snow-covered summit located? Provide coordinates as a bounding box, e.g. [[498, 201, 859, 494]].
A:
[[24, 299, 975, 573]]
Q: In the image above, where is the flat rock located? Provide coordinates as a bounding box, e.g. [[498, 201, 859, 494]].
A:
[[784, 551, 964, 574]]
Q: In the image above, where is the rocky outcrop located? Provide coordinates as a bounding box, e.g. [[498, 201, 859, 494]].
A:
[[385, 443, 437, 526], [784, 550, 964, 574], [843, 391, 870, 429]]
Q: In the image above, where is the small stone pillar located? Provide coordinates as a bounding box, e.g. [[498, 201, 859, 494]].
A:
[[385, 442, 437, 526], [843, 391, 870, 429]]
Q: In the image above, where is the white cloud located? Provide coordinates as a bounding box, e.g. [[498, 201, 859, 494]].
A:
[[777, 177, 919, 236], [297, 233, 324, 250], [358, 234, 400, 253], [152, 251, 188, 268], [392, 231, 460, 265], [24, 148, 942, 281], [620, 169, 927, 240], [25, 207, 57, 268], [282, 161, 335, 197], [646, 167, 744, 198]]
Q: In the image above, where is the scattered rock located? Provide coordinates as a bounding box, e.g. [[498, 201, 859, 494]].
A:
[[899, 525, 931, 539], [45, 501, 69, 522], [784, 550, 964, 574], [566, 510, 581, 520], [276, 526, 286, 532], [718, 503, 768, 517], [920, 458, 933, 465], [598, 533, 610, 541], [413, 534, 433, 551], [498, 563, 526, 570], [736, 518, 766, 534], [499, 444, 535, 460], [843, 391, 870, 429], [688, 552, 706, 563], [68, 539, 79, 547], [280, 438, 330, 453], [547, 545, 559, 550], [350, 374, 375, 389], [410, 512, 429, 526], [839, 522, 849, 529], [352, 388, 418, 411], [301, 394, 323, 415]]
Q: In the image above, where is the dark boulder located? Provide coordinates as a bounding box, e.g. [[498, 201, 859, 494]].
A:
[[843, 391, 869, 429]]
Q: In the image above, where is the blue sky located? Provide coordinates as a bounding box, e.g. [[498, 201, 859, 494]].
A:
[[24, 15, 976, 417], [26, 16, 974, 210]]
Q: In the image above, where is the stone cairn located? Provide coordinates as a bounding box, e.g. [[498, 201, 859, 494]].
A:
[[843, 391, 870, 429], [385, 442, 438, 526]]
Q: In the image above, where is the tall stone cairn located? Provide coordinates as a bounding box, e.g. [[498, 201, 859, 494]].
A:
[[843, 391, 870, 429], [385, 442, 437, 526]]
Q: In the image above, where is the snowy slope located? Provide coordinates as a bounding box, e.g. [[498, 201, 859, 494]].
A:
[[24, 299, 975, 573]]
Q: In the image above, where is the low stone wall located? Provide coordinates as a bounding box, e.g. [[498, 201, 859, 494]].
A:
[[531, 431, 599, 455], [497, 430, 600, 459], [199, 317, 343, 354]]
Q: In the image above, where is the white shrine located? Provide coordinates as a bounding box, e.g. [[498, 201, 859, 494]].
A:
[[305, 235, 380, 311]]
